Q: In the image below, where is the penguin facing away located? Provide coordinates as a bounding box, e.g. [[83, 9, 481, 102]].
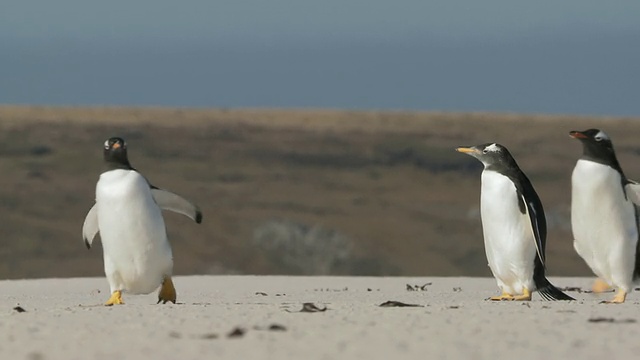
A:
[[569, 129, 640, 303], [82, 137, 202, 306], [457, 143, 573, 301]]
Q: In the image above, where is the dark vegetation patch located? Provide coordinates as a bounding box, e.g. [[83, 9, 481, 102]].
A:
[[0, 106, 627, 278]]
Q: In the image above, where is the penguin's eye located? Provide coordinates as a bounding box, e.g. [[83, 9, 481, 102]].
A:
[[594, 136, 602, 142], [482, 149, 489, 154]]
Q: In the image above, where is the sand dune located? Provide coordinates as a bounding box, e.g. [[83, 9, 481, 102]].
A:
[[1, 276, 638, 359]]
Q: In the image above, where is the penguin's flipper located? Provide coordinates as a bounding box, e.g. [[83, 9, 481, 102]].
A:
[[519, 191, 546, 266], [151, 188, 203, 223], [82, 204, 99, 249], [624, 180, 640, 205]]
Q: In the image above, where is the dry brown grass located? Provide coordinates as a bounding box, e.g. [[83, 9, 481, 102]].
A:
[[0, 105, 638, 279]]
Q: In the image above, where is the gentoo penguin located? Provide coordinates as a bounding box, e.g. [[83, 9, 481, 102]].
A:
[[82, 137, 202, 305], [457, 143, 573, 301], [570, 129, 640, 303]]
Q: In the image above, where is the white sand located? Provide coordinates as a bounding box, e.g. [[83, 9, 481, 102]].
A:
[[1, 276, 638, 360]]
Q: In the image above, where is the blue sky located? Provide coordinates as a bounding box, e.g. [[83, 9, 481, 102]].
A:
[[2, 1, 639, 115]]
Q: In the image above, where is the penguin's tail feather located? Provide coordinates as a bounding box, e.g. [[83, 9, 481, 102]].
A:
[[537, 278, 575, 301]]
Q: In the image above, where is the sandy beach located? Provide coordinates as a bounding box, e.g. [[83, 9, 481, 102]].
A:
[[1, 276, 638, 360]]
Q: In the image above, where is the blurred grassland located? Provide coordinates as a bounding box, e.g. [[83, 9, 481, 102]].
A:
[[0, 105, 638, 279]]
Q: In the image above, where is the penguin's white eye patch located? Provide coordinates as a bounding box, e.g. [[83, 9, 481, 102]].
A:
[[483, 143, 500, 153], [104, 140, 110, 149], [594, 131, 609, 142]]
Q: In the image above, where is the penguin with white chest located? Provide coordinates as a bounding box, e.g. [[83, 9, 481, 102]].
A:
[[570, 129, 640, 303], [82, 137, 202, 305], [457, 143, 573, 301]]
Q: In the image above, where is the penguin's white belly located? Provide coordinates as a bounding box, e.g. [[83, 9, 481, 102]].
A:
[[96, 170, 173, 295], [571, 160, 637, 291], [481, 171, 536, 294]]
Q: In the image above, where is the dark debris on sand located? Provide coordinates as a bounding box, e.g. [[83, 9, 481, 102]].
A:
[[406, 283, 432, 291], [227, 327, 246, 338], [379, 301, 423, 308], [588, 317, 637, 324], [286, 302, 328, 313]]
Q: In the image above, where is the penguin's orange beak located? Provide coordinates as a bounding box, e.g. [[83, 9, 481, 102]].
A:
[[456, 147, 478, 154], [112, 143, 121, 149], [569, 131, 587, 139]]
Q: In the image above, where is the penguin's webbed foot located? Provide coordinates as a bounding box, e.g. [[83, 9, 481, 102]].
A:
[[158, 276, 177, 304], [489, 288, 531, 301], [489, 291, 514, 301], [592, 278, 613, 293], [511, 288, 531, 301], [105, 290, 124, 306], [600, 289, 626, 304]]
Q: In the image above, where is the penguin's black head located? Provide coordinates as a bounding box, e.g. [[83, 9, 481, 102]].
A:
[[456, 143, 518, 171], [569, 129, 618, 165], [103, 137, 132, 169]]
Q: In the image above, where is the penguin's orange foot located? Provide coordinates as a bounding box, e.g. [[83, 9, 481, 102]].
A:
[[601, 289, 626, 304], [511, 288, 532, 301], [592, 278, 612, 293], [105, 290, 124, 306], [489, 291, 514, 301], [158, 276, 177, 304]]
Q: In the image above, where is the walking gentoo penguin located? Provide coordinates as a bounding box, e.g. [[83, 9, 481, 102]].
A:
[[570, 129, 640, 303], [82, 137, 202, 305], [457, 143, 573, 301]]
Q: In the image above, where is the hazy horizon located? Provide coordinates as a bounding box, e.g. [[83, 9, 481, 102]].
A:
[[2, 1, 639, 116]]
